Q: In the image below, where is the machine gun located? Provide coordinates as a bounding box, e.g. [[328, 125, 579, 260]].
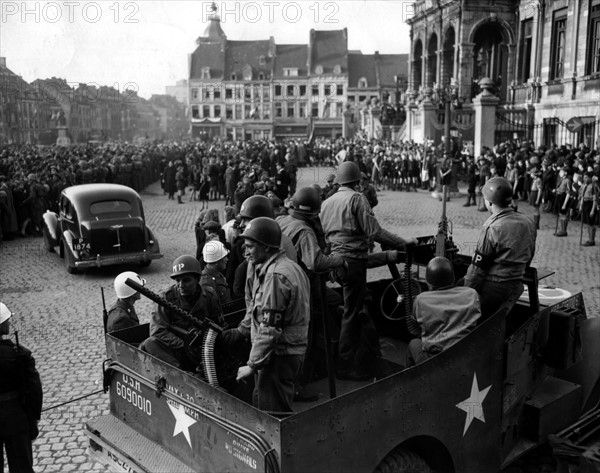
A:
[[124, 278, 238, 389]]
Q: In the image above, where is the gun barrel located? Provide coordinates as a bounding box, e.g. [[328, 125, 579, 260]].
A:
[[124, 278, 223, 333]]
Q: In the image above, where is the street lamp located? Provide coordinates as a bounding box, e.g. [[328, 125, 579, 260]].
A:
[[393, 74, 406, 124]]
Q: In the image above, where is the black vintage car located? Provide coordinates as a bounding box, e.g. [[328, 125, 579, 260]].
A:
[[42, 184, 163, 274]]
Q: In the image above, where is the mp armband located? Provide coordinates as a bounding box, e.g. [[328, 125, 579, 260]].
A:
[[472, 250, 494, 269], [260, 310, 284, 329]]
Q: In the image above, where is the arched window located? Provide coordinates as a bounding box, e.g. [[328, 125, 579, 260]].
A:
[[358, 77, 368, 88], [315, 64, 323, 75], [333, 64, 342, 74]]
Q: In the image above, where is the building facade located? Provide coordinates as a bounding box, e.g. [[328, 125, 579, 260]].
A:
[[189, 12, 407, 141], [407, 0, 600, 149]]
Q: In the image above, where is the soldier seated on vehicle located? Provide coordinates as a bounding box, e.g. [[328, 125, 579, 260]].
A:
[[140, 255, 224, 371], [106, 272, 145, 333], [406, 257, 481, 366]]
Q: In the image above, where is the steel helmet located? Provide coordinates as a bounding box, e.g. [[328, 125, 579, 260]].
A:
[[481, 177, 513, 207], [171, 255, 202, 279], [239, 195, 275, 219], [114, 271, 146, 299], [336, 161, 362, 185], [241, 217, 281, 249], [202, 240, 229, 263], [291, 187, 321, 215], [0, 302, 11, 324], [425, 256, 455, 288]]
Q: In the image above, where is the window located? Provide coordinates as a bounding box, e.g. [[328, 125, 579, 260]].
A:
[[312, 85, 319, 96], [359, 95, 366, 102], [254, 85, 261, 101], [550, 9, 567, 80], [336, 84, 343, 95], [275, 102, 282, 118], [587, 2, 600, 75], [259, 55, 266, 66], [192, 105, 199, 119], [263, 87, 270, 101], [283, 67, 298, 76], [300, 85, 306, 96], [243, 65, 253, 81], [287, 102, 295, 117], [214, 88, 221, 100], [202, 105, 210, 117], [235, 104, 242, 119], [225, 88, 233, 99], [226, 105, 233, 119], [311, 103, 319, 117], [336, 103, 343, 117], [258, 72, 265, 80], [518, 19, 533, 82], [275, 85, 282, 97], [244, 86, 252, 101], [214, 105, 221, 118], [245, 105, 252, 119], [358, 78, 368, 88], [315, 64, 323, 75], [324, 85, 331, 97], [333, 64, 342, 74], [191, 88, 198, 100], [287, 85, 295, 97], [201, 67, 211, 79], [299, 102, 306, 118], [262, 104, 271, 119], [204, 88, 211, 100], [231, 73, 237, 81]]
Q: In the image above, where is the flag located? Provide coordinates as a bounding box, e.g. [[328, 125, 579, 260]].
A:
[[374, 117, 383, 139]]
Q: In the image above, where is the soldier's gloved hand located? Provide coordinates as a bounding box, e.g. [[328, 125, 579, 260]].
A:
[[404, 237, 419, 247], [385, 250, 401, 264]]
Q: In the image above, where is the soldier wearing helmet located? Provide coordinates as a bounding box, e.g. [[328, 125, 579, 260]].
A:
[[320, 161, 418, 381], [234, 217, 310, 413], [406, 257, 481, 366], [226, 195, 297, 298], [200, 241, 232, 304], [279, 187, 346, 401], [464, 176, 537, 319], [106, 272, 146, 333], [141, 255, 223, 370], [0, 302, 43, 472]]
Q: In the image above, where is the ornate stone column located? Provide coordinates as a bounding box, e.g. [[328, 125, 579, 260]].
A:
[[473, 78, 500, 155]]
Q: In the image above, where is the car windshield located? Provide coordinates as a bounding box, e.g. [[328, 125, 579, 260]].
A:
[[90, 200, 132, 215]]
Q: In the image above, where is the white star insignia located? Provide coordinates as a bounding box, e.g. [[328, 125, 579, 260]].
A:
[[456, 373, 491, 436], [167, 402, 197, 448]]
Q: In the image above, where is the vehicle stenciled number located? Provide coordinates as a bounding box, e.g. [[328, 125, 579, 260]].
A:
[[73, 240, 90, 251]]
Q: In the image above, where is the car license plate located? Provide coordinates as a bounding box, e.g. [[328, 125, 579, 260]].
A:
[[73, 240, 91, 251]]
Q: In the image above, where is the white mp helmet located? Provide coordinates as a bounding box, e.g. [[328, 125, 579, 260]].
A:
[[202, 240, 229, 264], [0, 302, 12, 324], [114, 272, 146, 299]]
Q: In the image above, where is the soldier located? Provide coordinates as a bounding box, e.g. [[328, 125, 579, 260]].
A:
[[175, 165, 186, 204], [106, 272, 145, 333], [464, 177, 536, 319], [0, 302, 43, 473], [406, 257, 481, 366], [141, 255, 223, 370], [200, 240, 232, 304], [235, 217, 310, 413], [279, 187, 346, 401], [320, 161, 416, 380], [553, 167, 572, 237]]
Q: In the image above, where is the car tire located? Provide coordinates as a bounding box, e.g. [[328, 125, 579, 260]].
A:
[[43, 226, 55, 253], [374, 448, 432, 473], [63, 241, 78, 274]]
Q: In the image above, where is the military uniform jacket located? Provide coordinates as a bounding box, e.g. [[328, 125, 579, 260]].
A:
[[200, 266, 232, 304], [150, 284, 223, 349], [278, 214, 344, 273], [0, 339, 43, 436], [411, 287, 481, 354], [238, 250, 310, 369], [320, 186, 382, 258], [465, 208, 536, 289], [107, 299, 139, 333]]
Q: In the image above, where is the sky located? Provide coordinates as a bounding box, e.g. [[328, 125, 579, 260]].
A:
[[0, 1, 413, 98]]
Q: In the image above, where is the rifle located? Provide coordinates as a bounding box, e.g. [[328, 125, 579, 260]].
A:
[[101, 287, 108, 334], [435, 185, 449, 257]]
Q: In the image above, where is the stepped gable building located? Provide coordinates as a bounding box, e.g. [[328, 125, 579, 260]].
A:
[[407, 0, 600, 149], [188, 10, 407, 141]]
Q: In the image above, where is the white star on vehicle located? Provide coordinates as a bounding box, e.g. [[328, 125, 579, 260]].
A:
[[167, 402, 197, 448], [456, 373, 491, 436]]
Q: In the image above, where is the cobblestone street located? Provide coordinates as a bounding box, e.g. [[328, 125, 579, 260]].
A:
[[1, 169, 598, 472]]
